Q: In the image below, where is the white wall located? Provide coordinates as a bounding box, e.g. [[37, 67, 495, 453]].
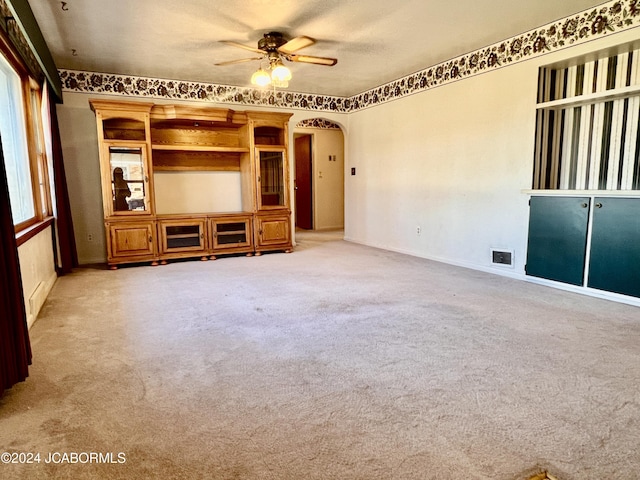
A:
[[345, 63, 534, 274], [18, 227, 57, 328], [345, 28, 640, 278]]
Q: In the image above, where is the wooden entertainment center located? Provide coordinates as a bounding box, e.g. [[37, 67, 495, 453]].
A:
[[90, 99, 293, 269]]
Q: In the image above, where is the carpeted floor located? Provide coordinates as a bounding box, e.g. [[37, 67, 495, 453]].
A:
[[1, 230, 639, 479]]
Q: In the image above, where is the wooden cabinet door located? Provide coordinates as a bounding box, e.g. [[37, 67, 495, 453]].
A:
[[255, 214, 291, 252], [158, 219, 207, 255], [108, 221, 156, 261], [210, 216, 253, 252], [525, 196, 590, 286]]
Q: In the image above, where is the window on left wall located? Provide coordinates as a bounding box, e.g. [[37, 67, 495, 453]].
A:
[[0, 50, 34, 224], [0, 42, 51, 232]]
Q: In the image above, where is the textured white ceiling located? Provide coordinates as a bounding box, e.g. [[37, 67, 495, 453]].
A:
[[29, 0, 608, 97]]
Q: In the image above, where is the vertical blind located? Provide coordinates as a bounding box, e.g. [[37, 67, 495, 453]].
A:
[[533, 47, 640, 190]]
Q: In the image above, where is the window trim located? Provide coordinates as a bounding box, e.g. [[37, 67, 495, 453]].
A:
[[0, 27, 52, 234], [16, 215, 53, 247]]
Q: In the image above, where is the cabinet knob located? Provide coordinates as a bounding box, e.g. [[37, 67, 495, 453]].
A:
[[149, 236, 153, 243], [596, 202, 603, 208], [581, 202, 588, 208]]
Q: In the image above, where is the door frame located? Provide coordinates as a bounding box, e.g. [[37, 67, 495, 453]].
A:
[[292, 118, 346, 235]]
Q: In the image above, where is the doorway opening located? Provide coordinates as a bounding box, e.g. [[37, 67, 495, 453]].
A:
[[293, 119, 344, 232]]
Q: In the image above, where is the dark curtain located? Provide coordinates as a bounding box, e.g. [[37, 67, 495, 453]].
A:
[[0, 133, 32, 395], [47, 85, 77, 274]]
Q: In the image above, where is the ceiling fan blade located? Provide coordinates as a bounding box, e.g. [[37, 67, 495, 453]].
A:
[[214, 57, 263, 66], [278, 36, 315, 54], [220, 40, 264, 55], [287, 54, 337, 66]]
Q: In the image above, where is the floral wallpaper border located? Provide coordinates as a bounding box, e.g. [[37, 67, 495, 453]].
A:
[[296, 118, 341, 129], [58, 70, 350, 113], [59, 0, 639, 113]]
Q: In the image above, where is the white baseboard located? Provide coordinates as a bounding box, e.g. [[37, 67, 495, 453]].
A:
[[27, 271, 57, 329]]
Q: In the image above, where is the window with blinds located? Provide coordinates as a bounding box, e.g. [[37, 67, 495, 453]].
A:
[[533, 45, 640, 190]]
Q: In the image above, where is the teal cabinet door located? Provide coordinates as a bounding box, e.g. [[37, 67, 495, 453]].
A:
[[525, 196, 590, 286], [588, 198, 640, 298]]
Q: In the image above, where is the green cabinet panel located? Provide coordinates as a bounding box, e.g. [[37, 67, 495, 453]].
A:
[[525, 196, 590, 286], [588, 198, 640, 298]]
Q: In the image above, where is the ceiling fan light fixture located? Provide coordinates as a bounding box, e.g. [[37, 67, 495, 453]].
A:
[[251, 67, 271, 87], [220, 32, 337, 90], [271, 60, 292, 83]]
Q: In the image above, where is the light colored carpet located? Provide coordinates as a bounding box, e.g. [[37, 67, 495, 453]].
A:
[[1, 230, 639, 479]]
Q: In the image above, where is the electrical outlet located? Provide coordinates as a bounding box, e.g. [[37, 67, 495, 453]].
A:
[[87, 233, 94, 242], [416, 226, 421, 235]]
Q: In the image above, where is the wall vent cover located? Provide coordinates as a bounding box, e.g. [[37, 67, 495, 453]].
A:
[[491, 249, 514, 267]]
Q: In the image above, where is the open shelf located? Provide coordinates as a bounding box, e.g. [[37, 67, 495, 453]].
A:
[[152, 144, 248, 152], [151, 127, 246, 148], [254, 126, 285, 146], [152, 150, 244, 171], [103, 118, 146, 141]]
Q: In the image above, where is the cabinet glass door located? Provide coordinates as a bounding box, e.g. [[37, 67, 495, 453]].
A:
[[109, 146, 149, 213], [258, 149, 285, 208]]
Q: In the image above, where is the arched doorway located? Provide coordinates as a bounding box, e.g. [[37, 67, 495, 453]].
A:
[[293, 118, 345, 231]]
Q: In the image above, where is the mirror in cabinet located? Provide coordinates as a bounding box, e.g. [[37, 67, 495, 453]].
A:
[[108, 146, 151, 213]]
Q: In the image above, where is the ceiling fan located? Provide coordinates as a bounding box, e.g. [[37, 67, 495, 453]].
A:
[[215, 32, 338, 87]]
